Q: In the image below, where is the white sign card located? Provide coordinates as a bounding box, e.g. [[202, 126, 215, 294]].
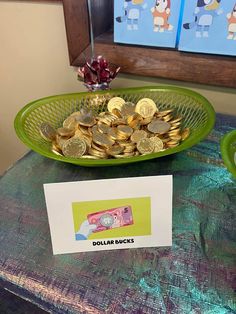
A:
[[44, 175, 172, 255]]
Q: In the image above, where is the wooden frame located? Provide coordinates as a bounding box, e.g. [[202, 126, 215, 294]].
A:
[[63, 0, 236, 88]]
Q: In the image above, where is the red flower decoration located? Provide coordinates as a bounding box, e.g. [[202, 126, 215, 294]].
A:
[[77, 56, 120, 86]]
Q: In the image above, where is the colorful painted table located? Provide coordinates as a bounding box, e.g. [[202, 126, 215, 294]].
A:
[[0, 113, 235, 314]]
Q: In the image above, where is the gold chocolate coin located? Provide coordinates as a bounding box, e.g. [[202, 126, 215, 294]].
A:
[[63, 116, 78, 130], [158, 109, 173, 117], [117, 125, 133, 137], [111, 108, 122, 118], [47, 98, 189, 160], [88, 147, 107, 159], [62, 138, 87, 158], [135, 98, 157, 118], [107, 97, 125, 112], [169, 134, 182, 141], [39, 122, 57, 142], [149, 137, 164, 152], [57, 127, 75, 137], [137, 138, 155, 155], [77, 115, 96, 127], [93, 132, 115, 147], [107, 128, 119, 140], [131, 130, 148, 143], [81, 155, 100, 159], [181, 128, 190, 141], [140, 116, 153, 125], [106, 144, 124, 156], [56, 135, 69, 150], [97, 123, 111, 134], [120, 102, 136, 117], [147, 119, 171, 134], [171, 117, 182, 124], [51, 142, 63, 156]]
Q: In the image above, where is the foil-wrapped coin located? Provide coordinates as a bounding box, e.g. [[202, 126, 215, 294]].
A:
[[112, 118, 126, 127], [63, 116, 78, 130], [171, 117, 182, 124], [147, 119, 171, 134], [167, 140, 180, 146], [157, 109, 173, 117], [93, 132, 115, 147], [140, 116, 153, 125], [73, 129, 84, 139], [39, 122, 57, 141], [123, 145, 136, 153], [181, 128, 190, 141], [135, 98, 157, 118], [91, 125, 98, 134], [168, 128, 181, 135], [107, 97, 125, 112], [57, 127, 75, 137], [106, 144, 124, 156], [166, 143, 179, 148], [78, 125, 91, 136], [56, 134, 70, 150], [81, 155, 100, 159], [127, 113, 141, 125], [91, 141, 106, 152], [79, 134, 92, 147], [51, 142, 63, 156], [120, 102, 136, 117], [97, 123, 111, 134], [98, 114, 115, 126], [107, 128, 119, 140], [119, 141, 136, 153], [169, 134, 182, 141], [117, 125, 133, 137], [137, 138, 155, 155], [114, 153, 134, 158], [111, 108, 122, 118], [88, 147, 107, 159], [77, 115, 96, 127], [170, 124, 181, 130], [62, 138, 87, 158], [47, 99, 189, 160], [149, 137, 164, 152], [131, 130, 148, 143], [163, 114, 173, 122]]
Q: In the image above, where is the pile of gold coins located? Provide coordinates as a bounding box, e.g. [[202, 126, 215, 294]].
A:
[[39, 97, 190, 159]]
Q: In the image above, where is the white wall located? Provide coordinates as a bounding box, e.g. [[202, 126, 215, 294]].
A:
[[0, 1, 235, 174]]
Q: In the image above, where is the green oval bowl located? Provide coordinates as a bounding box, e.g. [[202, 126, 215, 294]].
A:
[[220, 130, 236, 177], [14, 86, 215, 167]]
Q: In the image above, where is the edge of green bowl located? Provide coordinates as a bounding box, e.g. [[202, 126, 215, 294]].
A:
[[220, 129, 236, 177], [14, 85, 216, 167]]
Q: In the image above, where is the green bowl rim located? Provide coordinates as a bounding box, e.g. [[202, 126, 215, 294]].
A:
[[14, 85, 216, 167], [220, 129, 236, 177]]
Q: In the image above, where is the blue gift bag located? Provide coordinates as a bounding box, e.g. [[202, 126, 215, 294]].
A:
[[114, 0, 184, 48], [178, 0, 236, 56]]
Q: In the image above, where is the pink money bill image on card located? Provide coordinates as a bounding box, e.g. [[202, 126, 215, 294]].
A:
[[87, 205, 134, 233]]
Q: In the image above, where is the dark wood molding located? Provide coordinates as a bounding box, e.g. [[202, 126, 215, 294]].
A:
[[63, 0, 90, 64], [11, 0, 61, 2], [63, 0, 236, 88]]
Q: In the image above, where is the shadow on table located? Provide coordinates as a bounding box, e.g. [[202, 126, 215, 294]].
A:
[[0, 285, 48, 314]]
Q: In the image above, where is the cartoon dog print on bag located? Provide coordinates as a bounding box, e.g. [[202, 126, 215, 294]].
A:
[[151, 0, 173, 32], [227, 3, 236, 40], [116, 0, 147, 31], [183, 0, 223, 38]]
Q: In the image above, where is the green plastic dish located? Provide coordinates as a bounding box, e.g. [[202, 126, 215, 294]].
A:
[[220, 130, 236, 177], [14, 86, 215, 167]]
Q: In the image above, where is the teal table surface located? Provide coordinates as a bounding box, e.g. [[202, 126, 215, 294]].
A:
[[0, 113, 235, 314]]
